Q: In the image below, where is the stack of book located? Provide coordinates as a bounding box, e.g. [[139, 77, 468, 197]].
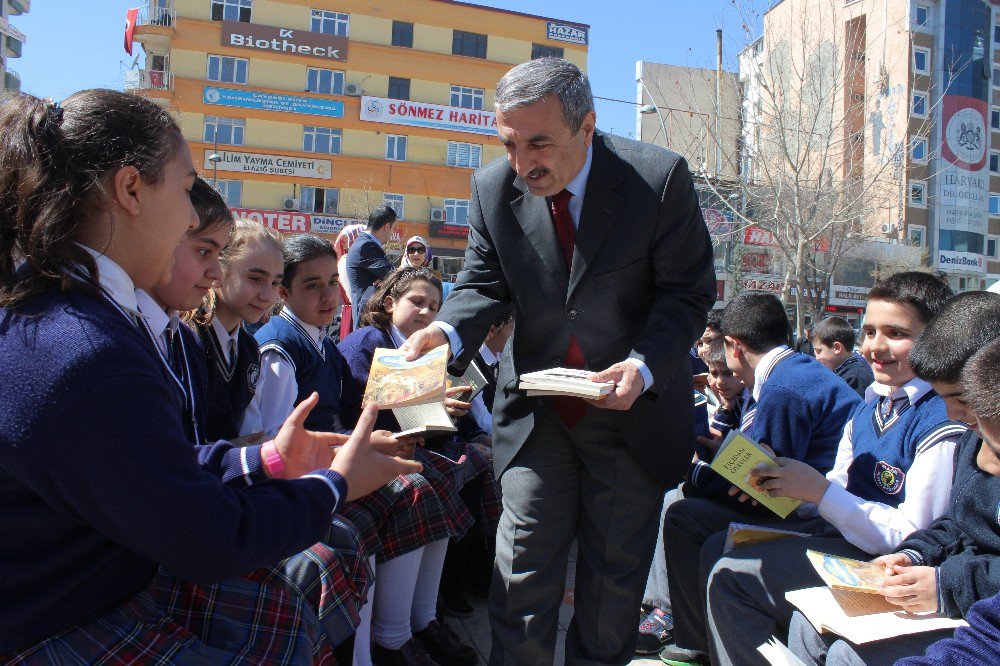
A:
[[518, 368, 615, 398]]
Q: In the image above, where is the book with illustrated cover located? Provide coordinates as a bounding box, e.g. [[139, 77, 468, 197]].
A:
[[785, 586, 967, 644], [722, 522, 810, 554], [447, 360, 490, 403], [806, 550, 886, 594], [709, 429, 803, 518], [519, 367, 614, 398], [391, 402, 457, 438], [362, 344, 449, 409]]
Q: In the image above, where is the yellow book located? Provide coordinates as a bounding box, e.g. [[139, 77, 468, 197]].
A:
[[362, 344, 449, 409], [806, 550, 886, 594], [709, 429, 803, 518]]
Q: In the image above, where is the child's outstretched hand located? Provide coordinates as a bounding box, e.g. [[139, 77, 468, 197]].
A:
[[878, 565, 939, 613], [749, 457, 830, 504], [271, 393, 344, 478], [696, 427, 725, 454], [330, 404, 423, 500]]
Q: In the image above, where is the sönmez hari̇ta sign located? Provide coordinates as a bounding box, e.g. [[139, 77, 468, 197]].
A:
[[222, 20, 348, 62]]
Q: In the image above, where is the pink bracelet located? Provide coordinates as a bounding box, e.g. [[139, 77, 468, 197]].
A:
[[261, 441, 285, 478]]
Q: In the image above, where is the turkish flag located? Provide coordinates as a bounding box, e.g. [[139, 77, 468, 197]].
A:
[[124, 8, 139, 55]]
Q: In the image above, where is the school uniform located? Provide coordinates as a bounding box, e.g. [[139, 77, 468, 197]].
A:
[[195, 317, 262, 443], [664, 346, 863, 656], [0, 252, 347, 660], [833, 351, 874, 398], [706, 378, 967, 666]]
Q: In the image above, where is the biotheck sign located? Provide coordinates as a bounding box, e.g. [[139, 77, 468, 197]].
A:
[[222, 21, 348, 62]]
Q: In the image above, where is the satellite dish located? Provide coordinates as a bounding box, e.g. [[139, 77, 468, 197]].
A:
[[129, 53, 141, 70]]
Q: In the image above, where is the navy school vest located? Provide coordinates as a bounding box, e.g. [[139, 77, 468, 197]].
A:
[[196, 321, 261, 442]]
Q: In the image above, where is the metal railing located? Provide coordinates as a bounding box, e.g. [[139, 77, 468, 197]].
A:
[[139, 6, 176, 28], [124, 69, 174, 91]]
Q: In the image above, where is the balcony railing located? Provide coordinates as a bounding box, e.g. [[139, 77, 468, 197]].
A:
[[139, 6, 175, 28], [124, 69, 174, 92], [3, 67, 20, 92]]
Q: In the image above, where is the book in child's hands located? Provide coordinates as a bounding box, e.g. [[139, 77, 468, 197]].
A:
[[519, 367, 614, 399], [722, 523, 810, 554], [806, 550, 886, 594], [391, 402, 457, 438], [447, 360, 490, 402], [708, 429, 803, 518], [362, 344, 449, 409]]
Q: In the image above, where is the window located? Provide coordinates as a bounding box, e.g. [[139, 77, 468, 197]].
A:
[[532, 43, 564, 59], [445, 199, 470, 226], [211, 0, 251, 22], [909, 180, 926, 207], [911, 91, 927, 117], [914, 3, 930, 28], [991, 193, 1000, 216], [993, 67, 1000, 87], [992, 150, 1000, 174], [208, 55, 248, 84], [392, 21, 413, 48], [988, 235, 999, 260], [452, 30, 487, 58], [384, 193, 405, 219], [993, 108, 1000, 131], [386, 135, 407, 161], [447, 141, 482, 169], [215, 180, 242, 207], [303, 126, 342, 155], [311, 9, 349, 36], [300, 186, 339, 214], [913, 47, 930, 74], [149, 54, 169, 73], [908, 224, 925, 248], [995, 23, 1000, 46], [388, 77, 410, 101], [307, 68, 345, 95], [911, 136, 928, 163], [450, 85, 484, 110], [204, 116, 245, 146]]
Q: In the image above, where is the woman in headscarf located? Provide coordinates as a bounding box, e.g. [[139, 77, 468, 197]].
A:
[[399, 235, 441, 278], [334, 223, 366, 340]]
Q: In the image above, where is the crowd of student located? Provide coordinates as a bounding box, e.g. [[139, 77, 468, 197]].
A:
[[1, 88, 999, 666]]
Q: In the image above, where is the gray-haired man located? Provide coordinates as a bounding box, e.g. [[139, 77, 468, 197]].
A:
[[403, 58, 715, 664]]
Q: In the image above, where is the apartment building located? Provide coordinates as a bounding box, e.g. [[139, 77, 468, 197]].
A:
[[129, 0, 588, 277], [0, 0, 29, 94]]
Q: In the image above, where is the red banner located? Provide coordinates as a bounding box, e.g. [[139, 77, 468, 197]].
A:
[[124, 8, 139, 55]]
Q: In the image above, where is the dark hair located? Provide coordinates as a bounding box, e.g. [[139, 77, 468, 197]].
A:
[[368, 204, 398, 231], [190, 177, 233, 235], [281, 234, 336, 286], [704, 336, 729, 368], [720, 292, 792, 353], [360, 266, 443, 331], [866, 271, 954, 325], [0, 90, 184, 310], [961, 338, 1000, 423], [810, 316, 856, 350], [705, 309, 724, 332], [909, 291, 1000, 383]]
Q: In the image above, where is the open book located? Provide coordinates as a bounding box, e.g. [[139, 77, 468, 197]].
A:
[[722, 522, 810, 554], [806, 550, 886, 594], [392, 402, 457, 438], [786, 586, 967, 644], [519, 367, 614, 399], [709, 429, 803, 518], [757, 637, 806, 666], [362, 344, 449, 409]]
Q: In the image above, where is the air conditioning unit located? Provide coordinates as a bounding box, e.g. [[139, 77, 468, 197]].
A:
[[430, 207, 447, 222], [880, 222, 898, 235], [344, 82, 362, 97], [283, 197, 301, 211]]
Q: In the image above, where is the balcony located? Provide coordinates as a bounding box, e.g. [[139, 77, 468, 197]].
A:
[[3, 67, 20, 92], [124, 69, 174, 92], [2, 32, 24, 59], [4, 0, 30, 16], [140, 6, 175, 28], [134, 6, 175, 51]]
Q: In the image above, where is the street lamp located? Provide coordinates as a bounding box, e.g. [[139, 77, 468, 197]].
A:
[[207, 145, 222, 186], [637, 77, 669, 148]]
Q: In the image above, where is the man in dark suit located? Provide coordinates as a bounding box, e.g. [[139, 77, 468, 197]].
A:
[[344, 204, 397, 328], [403, 58, 715, 664]]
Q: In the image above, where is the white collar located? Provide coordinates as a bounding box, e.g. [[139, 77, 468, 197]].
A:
[[76, 243, 140, 316], [752, 345, 792, 402], [135, 289, 179, 346], [390, 325, 407, 348], [864, 376, 932, 405], [565, 144, 593, 199], [211, 315, 241, 363], [479, 344, 500, 366], [281, 306, 324, 347]]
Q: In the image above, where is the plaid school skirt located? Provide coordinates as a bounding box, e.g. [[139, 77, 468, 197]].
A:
[[420, 438, 502, 540], [4, 519, 372, 665]]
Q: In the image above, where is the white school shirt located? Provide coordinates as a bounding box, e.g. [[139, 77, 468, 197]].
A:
[[813, 377, 960, 554], [240, 307, 326, 439], [210, 316, 241, 365], [134, 290, 180, 357], [469, 345, 499, 435], [76, 245, 141, 317]]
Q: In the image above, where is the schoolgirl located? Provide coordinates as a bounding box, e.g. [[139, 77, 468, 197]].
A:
[[0, 90, 415, 662]]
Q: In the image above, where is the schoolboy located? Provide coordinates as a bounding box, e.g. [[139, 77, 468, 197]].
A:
[[785, 292, 1000, 666], [810, 316, 873, 398], [660, 292, 862, 663]]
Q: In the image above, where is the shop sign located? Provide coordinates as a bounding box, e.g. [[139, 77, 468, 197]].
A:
[[741, 250, 773, 274], [546, 22, 588, 45], [743, 225, 830, 252], [204, 86, 344, 118], [429, 220, 470, 239], [360, 96, 497, 136], [230, 208, 357, 235], [827, 285, 870, 308], [741, 275, 784, 294], [222, 20, 348, 62], [206, 149, 331, 179], [702, 207, 735, 236]]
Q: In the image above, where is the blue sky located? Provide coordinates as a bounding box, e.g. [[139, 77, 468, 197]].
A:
[[10, 0, 750, 138]]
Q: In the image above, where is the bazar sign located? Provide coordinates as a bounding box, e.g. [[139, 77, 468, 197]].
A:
[[742, 275, 784, 293], [743, 225, 830, 252], [231, 208, 357, 235], [207, 150, 331, 179], [204, 86, 344, 118], [222, 20, 348, 62], [360, 96, 497, 136], [546, 22, 588, 45]]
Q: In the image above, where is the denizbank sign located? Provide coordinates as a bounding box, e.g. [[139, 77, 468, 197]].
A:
[[222, 20, 348, 62], [206, 150, 331, 179]]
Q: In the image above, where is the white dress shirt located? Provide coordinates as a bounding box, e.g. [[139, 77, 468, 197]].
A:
[[134, 290, 179, 357], [76, 244, 141, 317], [470, 345, 500, 435], [211, 316, 241, 365]]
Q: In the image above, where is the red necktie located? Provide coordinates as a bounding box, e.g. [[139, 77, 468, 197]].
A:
[[550, 189, 588, 428]]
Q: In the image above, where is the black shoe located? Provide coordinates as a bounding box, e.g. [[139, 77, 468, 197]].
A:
[[413, 619, 479, 666], [635, 607, 674, 655], [372, 638, 436, 666], [438, 589, 474, 618], [659, 643, 709, 665]]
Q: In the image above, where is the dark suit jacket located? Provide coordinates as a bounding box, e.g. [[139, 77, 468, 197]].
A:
[[344, 231, 393, 327], [437, 132, 716, 486]]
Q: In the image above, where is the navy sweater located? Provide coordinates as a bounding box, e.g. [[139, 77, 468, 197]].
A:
[[896, 430, 1000, 618], [833, 352, 873, 399], [896, 591, 1000, 665], [0, 287, 345, 652]]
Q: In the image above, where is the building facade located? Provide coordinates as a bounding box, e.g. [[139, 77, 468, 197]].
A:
[[0, 0, 29, 94], [131, 0, 588, 277]]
